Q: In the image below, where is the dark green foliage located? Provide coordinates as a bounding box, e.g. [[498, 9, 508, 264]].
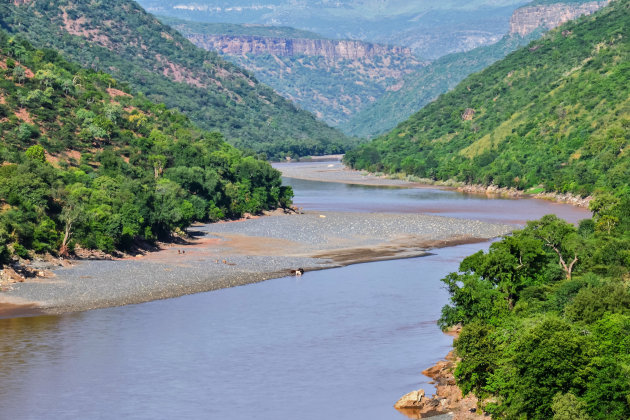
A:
[[345, 0, 630, 196], [1, 0, 353, 159], [0, 33, 292, 263], [439, 192, 630, 419]]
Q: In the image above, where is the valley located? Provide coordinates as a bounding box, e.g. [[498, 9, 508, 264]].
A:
[[156, 0, 610, 137], [0, 1, 628, 419]]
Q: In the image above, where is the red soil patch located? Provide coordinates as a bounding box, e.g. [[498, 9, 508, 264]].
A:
[[63, 149, 82, 163], [61, 8, 113, 50], [106, 88, 131, 98], [132, 237, 223, 262], [155, 54, 206, 88], [45, 151, 60, 165], [15, 108, 34, 124], [23, 67, 34, 79]]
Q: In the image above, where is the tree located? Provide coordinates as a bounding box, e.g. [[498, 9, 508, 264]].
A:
[[552, 393, 592, 420], [524, 215, 582, 280], [25, 145, 46, 163], [149, 154, 167, 179], [12, 65, 26, 84]]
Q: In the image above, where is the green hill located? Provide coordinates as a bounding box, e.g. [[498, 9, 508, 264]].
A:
[[0, 0, 353, 159], [0, 32, 291, 263], [340, 33, 538, 138], [345, 0, 629, 196]]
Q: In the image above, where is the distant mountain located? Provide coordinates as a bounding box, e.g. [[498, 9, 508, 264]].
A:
[[0, 0, 354, 159], [164, 17, 426, 126], [345, 0, 629, 196], [342, 0, 609, 138], [138, 0, 531, 59]]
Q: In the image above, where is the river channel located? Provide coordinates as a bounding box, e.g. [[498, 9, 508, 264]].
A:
[[0, 177, 589, 420]]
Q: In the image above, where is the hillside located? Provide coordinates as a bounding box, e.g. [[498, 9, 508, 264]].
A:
[[0, 0, 353, 159], [158, 20, 323, 40], [0, 32, 291, 263], [342, 0, 610, 138], [164, 17, 425, 126], [344, 0, 629, 196], [341, 34, 537, 138]]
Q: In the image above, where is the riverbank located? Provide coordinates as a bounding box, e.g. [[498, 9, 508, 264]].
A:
[[273, 160, 591, 208], [0, 211, 513, 318], [395, 327, 489, 420]]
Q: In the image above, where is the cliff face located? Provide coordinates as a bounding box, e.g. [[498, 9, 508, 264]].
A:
[[509, 1, 610, 36], [186, 34, 414, 61], [175, 26, 424, 126]]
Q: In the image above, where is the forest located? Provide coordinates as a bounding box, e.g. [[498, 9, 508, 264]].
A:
[[439, 191, 630, 419], [345, 0, 629, 196], [0, 32, 291, 263], [0, 0, 354, 160]]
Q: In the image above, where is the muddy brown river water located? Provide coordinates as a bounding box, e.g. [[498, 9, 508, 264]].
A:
[[0, 173, 589, 420]]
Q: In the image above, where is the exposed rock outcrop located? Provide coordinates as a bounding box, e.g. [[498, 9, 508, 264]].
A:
[[395, 326, 489, 419], [395, 390, 426, 409], [509, 1, 610, 37], [186, 34, 414, 61]]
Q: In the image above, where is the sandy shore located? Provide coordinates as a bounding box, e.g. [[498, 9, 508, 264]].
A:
[[0, 211, 512, 318]]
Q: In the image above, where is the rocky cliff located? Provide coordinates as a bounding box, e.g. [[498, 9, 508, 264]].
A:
[[509, 1, 610, 36], [185, 34, 414, 61], [169, 21, 424, 126]]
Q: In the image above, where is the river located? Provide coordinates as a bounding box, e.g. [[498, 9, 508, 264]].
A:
[[0, 176, 589, 420]]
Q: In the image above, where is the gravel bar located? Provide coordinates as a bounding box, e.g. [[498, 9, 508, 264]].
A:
[[0, 211, 513, 316]]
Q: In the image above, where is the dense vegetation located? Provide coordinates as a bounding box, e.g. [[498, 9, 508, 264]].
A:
[[0, 33, 292, 264], [439, 192, 630, 419], [0, 0, 353, 159], [341, 33, 538, 138], [345, 0, 629, 196]]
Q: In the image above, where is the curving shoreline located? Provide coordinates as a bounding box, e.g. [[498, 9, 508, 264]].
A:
[[273, 160, 591, 208], [0, 211, 513, 319]]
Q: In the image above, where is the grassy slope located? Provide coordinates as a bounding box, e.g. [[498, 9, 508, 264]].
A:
[[0, 0, 353, 159], [340, 33, 537, 138], [345, 0, 629, 196]]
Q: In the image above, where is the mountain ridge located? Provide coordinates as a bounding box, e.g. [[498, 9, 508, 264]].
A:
[[0, 0, 353, 159], [169, 18, 425, 126]]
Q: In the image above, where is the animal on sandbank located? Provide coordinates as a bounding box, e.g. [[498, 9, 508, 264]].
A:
[[290, 268, 305, 276]]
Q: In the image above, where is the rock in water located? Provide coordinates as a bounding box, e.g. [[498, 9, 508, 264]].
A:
[[394, 389, 425, 409]]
